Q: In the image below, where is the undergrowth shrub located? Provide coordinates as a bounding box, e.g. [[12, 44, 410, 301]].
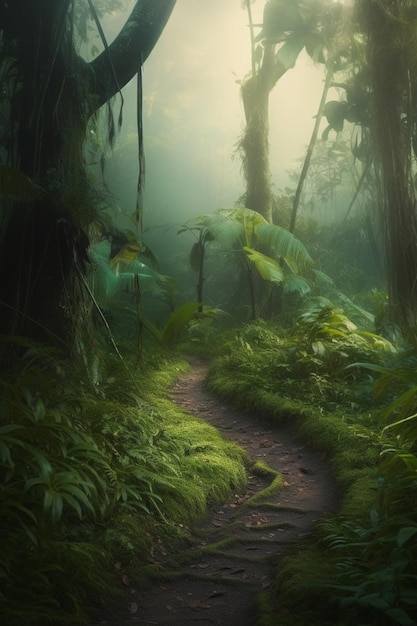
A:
[[0, 343, 246, 624], [207, 301, 417, 624]]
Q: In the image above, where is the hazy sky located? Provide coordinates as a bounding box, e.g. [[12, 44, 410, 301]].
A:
[[102, 0, 333, 231]]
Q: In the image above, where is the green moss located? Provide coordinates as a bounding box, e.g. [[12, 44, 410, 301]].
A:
[[337, 470, 380, 518], [204, 323, 402, 625], [244, 475, 285, 507], [251, 460, 280, 478], [0, 344, 251, 624]]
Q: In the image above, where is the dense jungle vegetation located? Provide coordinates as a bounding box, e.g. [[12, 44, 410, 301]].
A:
[[1, 0, 417, 624]]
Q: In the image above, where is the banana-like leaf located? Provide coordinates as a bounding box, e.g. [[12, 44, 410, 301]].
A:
[[310, 268, 335, 288], [142, 318, 163, 345], [199, 212, 244, 247], [90, 242, 171, 301], [283, 273, 311, 295], [256, 223, 314, 273], [109, 243, 141, 268], [276, 33, 306, 69], [0, 165, 37, 200], [116, 272, 164, 297], [243, 246, 284, 283], [143, 302, 201, 346], [352, 329, 395, 352], [334, 291, 375, 324], [197, 208, 268, 249], [217, 207, 267, 246]]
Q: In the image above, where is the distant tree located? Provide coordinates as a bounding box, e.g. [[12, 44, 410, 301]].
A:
[[0, 0, 176, 350], [238, 0, 350, 224], [323, 1, 417, 330], [359, 0, 417, 329]]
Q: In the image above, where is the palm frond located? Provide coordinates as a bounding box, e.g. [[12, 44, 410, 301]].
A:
[[143, 302, 201, 345], [90, 242, 171, 301], [310, 268, 335, 288], [256, 223, 315, 272], [243, 246, 284, 283], [204, 208, 268, 248], [283, 273, 311, 295], [198, 211, 245, 247]]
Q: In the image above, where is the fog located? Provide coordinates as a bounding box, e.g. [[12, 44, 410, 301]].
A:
[[87, 0, 381, 327], [101, 0, 330, 235]]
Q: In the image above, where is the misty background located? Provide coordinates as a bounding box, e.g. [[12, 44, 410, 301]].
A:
[[98, 2, 330, 217], [85, 0, 363, 297]]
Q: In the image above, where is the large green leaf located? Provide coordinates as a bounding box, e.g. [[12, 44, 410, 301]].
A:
[[276, 33, 306, 69], [109, 243, 140, 268], [256, 223, 314, 272], [283, 273, 311, 295], [243, 247, 284, 283], [192, 213, 242, 248], [143, 302, 201, 346], [199, 208, 267, 248], [189, 241, 203, 272], [91, 241, 172, 301]]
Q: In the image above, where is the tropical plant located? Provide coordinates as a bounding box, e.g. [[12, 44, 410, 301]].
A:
[[293, 300, 395, 377], [88, 238, 176, 362], [318, 513, 417, 626], [309, 337, 417, 625], [143, 301, 202, 346], [184, 207, 314, 319]]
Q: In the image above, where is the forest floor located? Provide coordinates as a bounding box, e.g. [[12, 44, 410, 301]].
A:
[[94, 357, 338, 625]]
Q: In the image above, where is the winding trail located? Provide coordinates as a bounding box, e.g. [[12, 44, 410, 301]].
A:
[[98, 358, 338, 625]]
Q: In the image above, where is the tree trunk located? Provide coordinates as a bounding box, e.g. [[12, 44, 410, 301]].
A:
[[239, 45, 287, 223], [0, 0, 177, 347], [362, 0, 417, 329], [289, 56, 335, 234]]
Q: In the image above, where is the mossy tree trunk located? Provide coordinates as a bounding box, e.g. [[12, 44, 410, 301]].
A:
[[0, 0, 176, 347], [239, 44, 287, 224], [360, 0, 417, 329]]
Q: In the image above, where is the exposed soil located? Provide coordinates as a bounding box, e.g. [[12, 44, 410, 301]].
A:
[[94, 357, 338, 625]]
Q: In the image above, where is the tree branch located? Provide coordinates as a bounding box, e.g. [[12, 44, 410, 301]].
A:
[[88, 0, 176, 113]]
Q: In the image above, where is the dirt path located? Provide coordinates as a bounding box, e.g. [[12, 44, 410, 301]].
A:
[[96, 358, 338, 625]]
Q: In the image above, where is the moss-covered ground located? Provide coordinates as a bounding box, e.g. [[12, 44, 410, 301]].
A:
[[200, 315, 417, 626], [3, 303, 417, 625]]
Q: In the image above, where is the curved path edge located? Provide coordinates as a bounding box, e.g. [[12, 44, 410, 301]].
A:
[[94, 357, 338, 626]]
